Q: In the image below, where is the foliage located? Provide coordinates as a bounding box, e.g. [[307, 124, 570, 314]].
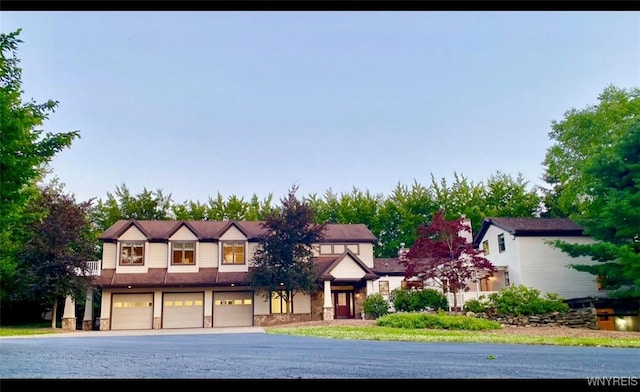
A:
[[362, 293, 390, 318], [0, 29, 80, 300], [485, 285, 569, 316], [402, 210, 497, 310], [249, 185, 326, 307], [91, 183, 173, 232], [376, 312, 502, 330], [541, 85, 640, 218], [8, 184, 97, 323], [462, 297, 489, 313], [552, 122, 640, 298], [389, 287, 448, 312]]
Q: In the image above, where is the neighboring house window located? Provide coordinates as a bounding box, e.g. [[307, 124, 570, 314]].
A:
[[497, 234, 506, 252], [482, 240, 490, 255], [379, 280, 389, 296], [222, 242, 245, 264], [172, 242, 195, 265], [120, 242, 144, 265], [271, 290, 291, 314], [319, 243, 359, 255], [504, 271, 510, 287]]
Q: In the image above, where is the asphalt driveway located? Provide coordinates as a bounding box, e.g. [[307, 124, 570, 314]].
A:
[[1, 328, 639, 380]]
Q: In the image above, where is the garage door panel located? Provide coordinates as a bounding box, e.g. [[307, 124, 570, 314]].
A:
[[213, 292, 253, 327], [111, 294, 153, 330], [163, 292, 204, 329]]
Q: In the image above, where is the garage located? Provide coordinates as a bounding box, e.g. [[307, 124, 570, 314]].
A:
[[213, 291, 253, 327], [111, 293, 153, 330], [162, 292, 204, 329]]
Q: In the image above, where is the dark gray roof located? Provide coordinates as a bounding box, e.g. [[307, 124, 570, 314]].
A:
[[472, 217, 585, 248], [99, 220, 377, 243]]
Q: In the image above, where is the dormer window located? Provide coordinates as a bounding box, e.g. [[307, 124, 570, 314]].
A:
[[222, 241, 245, 265], [172, 242, 195, 265], [120, 242, 144, 265]]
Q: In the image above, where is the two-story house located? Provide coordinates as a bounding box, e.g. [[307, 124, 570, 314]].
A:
[[471, 217, 604, 300], [93, 219, 381, 330]]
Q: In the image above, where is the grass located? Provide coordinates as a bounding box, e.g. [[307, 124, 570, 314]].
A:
[[264, 325, 640, 348], [0, 322, 60, 337]]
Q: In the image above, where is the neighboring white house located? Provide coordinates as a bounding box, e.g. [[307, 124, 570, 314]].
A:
[[471, 217, 606, 300]]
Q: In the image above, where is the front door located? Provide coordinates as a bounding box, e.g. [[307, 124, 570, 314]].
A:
[[333, 291, 354, 319]]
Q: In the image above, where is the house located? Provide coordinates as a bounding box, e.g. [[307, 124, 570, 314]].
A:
[[92, 219, 387, 330], [471, 217, 604, 300]]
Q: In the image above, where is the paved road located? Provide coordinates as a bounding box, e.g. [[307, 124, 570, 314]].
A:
[[0, 328, 638, 379]]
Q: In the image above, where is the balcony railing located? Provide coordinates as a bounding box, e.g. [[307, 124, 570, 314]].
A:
[[75, 260, 101, 277]]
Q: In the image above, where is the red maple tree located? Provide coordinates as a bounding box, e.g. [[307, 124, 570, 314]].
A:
[[401, 210, 496, 310]]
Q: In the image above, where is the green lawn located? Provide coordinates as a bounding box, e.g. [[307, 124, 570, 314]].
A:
[[265, 325, 640, 348]]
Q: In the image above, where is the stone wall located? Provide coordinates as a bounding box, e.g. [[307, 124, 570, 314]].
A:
[[254, 313, 312, 327], [474, 308, 599, 329]]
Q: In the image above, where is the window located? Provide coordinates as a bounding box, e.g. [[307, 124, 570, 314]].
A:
[[172, 242, 195, 265], [120, 242, 144, 265], [504, 271, 510, 287], [318, 243, 359, 255], [222, 242, 245, 264], [482, 240, 490, 255], [497, 234, 506, 252], [271, 290, 291, 314], [379, 280, 389, 296]]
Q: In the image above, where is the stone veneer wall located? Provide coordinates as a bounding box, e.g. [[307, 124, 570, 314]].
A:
[[474, 308, 599, 329], [254, 313, 312, 326]]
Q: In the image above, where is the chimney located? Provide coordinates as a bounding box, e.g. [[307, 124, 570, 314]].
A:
[[397, 242, 408, 260], [459, 214, 473, 244]]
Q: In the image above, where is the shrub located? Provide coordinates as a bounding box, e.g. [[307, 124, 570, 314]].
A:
[[486, 285, 569, 316], [363, 293, 390, 318], [389, 288, 449, 312], [462, 297, 489, 313], [376, 312, 501, 330]]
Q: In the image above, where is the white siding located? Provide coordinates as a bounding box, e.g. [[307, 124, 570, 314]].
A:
[[247, 242, 259, 267], [148, 242, 168, 268], [481, 225, 521, 284], [220, 225, 247, 241], [102, 243, 117, 269], [119, 226, 147, 241], [169, 225, 197, 241], [292, 292, 311, 314], [330, 256, 366, 279], [517, 236, 600, 299], [358, 243, 374, 268], [253, 292, 270, 315], [199, 243, 217, 268]]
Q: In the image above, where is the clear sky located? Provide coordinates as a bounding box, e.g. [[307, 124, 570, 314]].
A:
[[2, 11, 639, 204]]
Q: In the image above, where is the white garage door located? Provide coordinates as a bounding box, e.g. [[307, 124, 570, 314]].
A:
[[162, 292, 204, 329], [111, 293, 153, 330], [213, 292, 253, 327]]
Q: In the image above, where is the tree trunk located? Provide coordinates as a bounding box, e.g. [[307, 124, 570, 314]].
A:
[[452, 290, 458, 311], [51, 299, 58, 329]]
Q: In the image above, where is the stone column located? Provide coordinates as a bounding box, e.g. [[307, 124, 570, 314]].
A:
[[61, 295, 76, 331], [82, 290, 93, 331], [322, 280, 334, 320]]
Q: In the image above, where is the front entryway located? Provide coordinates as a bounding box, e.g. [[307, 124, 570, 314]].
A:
[[333, 291, 354, 319]]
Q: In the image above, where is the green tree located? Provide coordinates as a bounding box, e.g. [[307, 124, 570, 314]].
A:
[[403, 210, 496, 310], [541, 85, 640, 217], [14, 184, 97, 327], [0, 29, 80, 300], [92, 183, 173, 232], [249, 185, 327, 312], [551, 121, 640, 298]]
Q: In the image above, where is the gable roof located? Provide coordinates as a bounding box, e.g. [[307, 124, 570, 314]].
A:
[[99, 220, 377, 243], [316, 250, 379, 281], [472, 217, 585, 248]]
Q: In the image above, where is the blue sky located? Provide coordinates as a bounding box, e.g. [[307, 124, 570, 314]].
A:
[[2, 11, 639, 204]]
